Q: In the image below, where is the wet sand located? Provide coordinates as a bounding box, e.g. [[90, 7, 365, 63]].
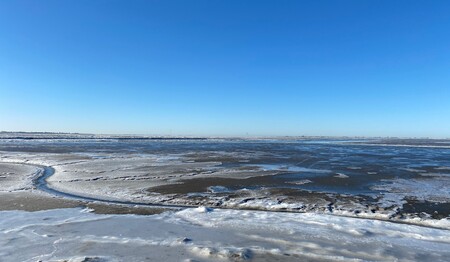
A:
[[0, 191, 167, 215], [0, 191, 80, 211]]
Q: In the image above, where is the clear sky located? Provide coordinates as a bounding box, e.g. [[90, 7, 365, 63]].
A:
[[1, 1, 449, 137]]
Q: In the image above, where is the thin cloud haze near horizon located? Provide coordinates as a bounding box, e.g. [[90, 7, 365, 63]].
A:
[[1, 1, 449, 138]]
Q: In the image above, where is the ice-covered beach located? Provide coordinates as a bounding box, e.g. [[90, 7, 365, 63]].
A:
[[1, 134, 450, 261], [2, 207, 450, 262]]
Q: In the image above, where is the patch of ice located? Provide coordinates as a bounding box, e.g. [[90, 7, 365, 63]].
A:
[[207, 186, 230, 193], [401, 168, 426, 173], [287, 179, 312, 185], [420, 172, 450, 177], [334, 173, 349, 178], [254, 164, 331, 173], [435, 166, 450, 171], [372, 177, 450, 204], [68, 256, 111, 262], [189, 246, 252, 260], [231, 199, 305, 210], [195, 206, 213, 213]]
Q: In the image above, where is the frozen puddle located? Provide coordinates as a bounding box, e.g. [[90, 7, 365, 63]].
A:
[[1, 207, 449, 262]]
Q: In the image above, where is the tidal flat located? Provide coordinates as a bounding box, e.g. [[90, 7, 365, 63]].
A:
[[0, 133, 449, 261]]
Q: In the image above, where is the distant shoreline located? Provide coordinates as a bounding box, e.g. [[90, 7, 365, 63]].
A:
[[0, 131, 448, 140]]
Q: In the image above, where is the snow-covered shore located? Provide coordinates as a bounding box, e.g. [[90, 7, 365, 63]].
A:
[[1, 207, 450, 262], [1, 137, 450, 261]]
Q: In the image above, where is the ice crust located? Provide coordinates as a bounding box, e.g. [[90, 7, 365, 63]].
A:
[[0, 162, 41, 191], [373, 177, 450, 204], [1, 207, 450, 262]]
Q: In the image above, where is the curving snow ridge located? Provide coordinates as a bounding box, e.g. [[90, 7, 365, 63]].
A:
[[1, 207, 450, 262], [0, 162, 42, 192]]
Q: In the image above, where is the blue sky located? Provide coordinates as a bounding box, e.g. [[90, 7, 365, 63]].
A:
[[1, 1, 449, 137]]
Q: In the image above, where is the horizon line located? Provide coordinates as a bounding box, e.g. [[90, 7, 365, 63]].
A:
[[1, 130, 449, 140]]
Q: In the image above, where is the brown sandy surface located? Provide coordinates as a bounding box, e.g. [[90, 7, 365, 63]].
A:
[[0, 191, 167, 215], [0, 191, 80, 211]]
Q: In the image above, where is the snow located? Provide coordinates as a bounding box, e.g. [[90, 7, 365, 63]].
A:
[[0, 162, 42, 192], [373, 177, 450, 204], [1, 207, 450, 262], [207, 186, 230, 193], [254, 164, 331, 173], [334, 173, 349, 178], [286, 179, 312, 185]]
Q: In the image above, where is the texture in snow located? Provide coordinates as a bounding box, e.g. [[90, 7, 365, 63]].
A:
[[1, 207, 450, 262]]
